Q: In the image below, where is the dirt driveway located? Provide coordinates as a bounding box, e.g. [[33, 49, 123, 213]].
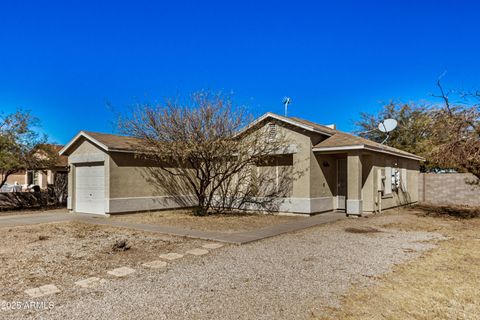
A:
[[1, 207, 453, 319]]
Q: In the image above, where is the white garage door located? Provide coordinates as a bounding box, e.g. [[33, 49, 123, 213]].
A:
[[75, 164, 105, 214]]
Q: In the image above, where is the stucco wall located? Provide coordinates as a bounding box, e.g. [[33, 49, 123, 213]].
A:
[[361, 154, 374, 211], [275, 122, 336, 213], [279, 124, 312, 199], [5, 171, 27, 185], [108, 153, 165, 198], [362, 152, 419, 212], [70, 138, 104, 157], [5, 170, 50, 189], [419, 173, 480, 206]]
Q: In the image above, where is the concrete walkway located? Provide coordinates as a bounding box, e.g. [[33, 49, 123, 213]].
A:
[[230, 211, 346, 244], [0, 211, 72, 228], [0, 210, 346, 244]]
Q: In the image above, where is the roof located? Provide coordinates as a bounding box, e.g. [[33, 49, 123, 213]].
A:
[[59, 131, 143, 155], [288, 116, 336, 135], [82, 131, 144, 151], [49, 145, 69, 167], [60, 113, 424, 161], [260, 113, 424, 161], [37, 144, 69, 167], [312, 131, 424, 160], [245, 112, 335, 136]]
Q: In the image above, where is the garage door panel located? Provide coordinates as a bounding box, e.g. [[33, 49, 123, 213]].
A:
[[75, 165, 105, 214]]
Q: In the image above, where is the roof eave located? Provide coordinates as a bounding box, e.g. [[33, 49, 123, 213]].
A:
[[59, 131, 111, 156], [108, 148, 138, 153], [312, 145, 425, 161], [239, 112, 334, 137]]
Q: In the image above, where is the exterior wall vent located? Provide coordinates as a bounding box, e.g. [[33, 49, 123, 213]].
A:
[[268, 123, 277, 140]]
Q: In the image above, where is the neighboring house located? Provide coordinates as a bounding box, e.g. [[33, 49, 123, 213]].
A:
[[59, 113, 424, 215], [5, 145, 69, 190]]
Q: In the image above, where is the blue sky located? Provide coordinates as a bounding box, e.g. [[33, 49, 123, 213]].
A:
[[1, 0, 479, 144]]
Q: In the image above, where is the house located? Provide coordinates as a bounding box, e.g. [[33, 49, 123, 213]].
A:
[[5, 145, 69, 191], [59, 113, 424, 215]]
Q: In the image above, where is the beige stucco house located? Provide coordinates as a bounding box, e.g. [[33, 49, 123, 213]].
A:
[[59, 113, 423, 216], [5, 145, 68, 190]]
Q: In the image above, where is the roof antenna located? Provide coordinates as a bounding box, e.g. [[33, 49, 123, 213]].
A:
[[378, 118, 398, 144], [283, 97, 291, 117]]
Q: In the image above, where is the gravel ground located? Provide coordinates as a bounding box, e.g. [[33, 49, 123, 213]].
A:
[[1, 213, 444, 320], [0, 221, 203, 299]]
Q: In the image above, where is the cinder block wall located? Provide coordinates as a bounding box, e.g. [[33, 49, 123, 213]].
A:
[[419, 173, 480, 206]]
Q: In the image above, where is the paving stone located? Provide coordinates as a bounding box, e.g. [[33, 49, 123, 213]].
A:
[[142, 260, 168, 269], [74, 277, 106, 288], [25, 284, 61, 298], [107, 266, 136, 277], [159, 253, 184, 261], [202, 243, 224, 249], [186, 248, 209, 256], [24, 288, 43, 298]]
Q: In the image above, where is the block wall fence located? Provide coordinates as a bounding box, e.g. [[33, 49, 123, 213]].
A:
[[418, 173, 480, 207]]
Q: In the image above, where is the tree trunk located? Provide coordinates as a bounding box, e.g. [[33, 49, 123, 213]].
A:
[[0, 172, 11, 189]]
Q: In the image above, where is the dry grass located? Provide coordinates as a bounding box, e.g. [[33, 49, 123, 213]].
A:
[[111, 209, 304, 233], [0, 221, 202, 299], [415, 203, 480, 219], [318, 207, 480, 320]]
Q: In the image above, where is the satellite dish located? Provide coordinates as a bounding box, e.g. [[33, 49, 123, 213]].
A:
[[378, 118, 397, 133]]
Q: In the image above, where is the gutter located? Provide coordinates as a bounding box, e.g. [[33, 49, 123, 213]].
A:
[[312, 144, 425, 161]]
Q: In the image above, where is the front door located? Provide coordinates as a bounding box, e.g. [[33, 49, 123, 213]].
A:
[[336, 158, 347, 210]]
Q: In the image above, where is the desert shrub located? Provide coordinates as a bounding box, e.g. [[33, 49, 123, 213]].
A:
[[0, 190, 64, 211], [345, 227, 382, 234]]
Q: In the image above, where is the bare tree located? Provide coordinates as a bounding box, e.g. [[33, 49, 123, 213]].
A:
[[119, 92, 297, 215], [355, 81, 480, 180], [50, 172, 68, 205], [430, 81, 480, 179]]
